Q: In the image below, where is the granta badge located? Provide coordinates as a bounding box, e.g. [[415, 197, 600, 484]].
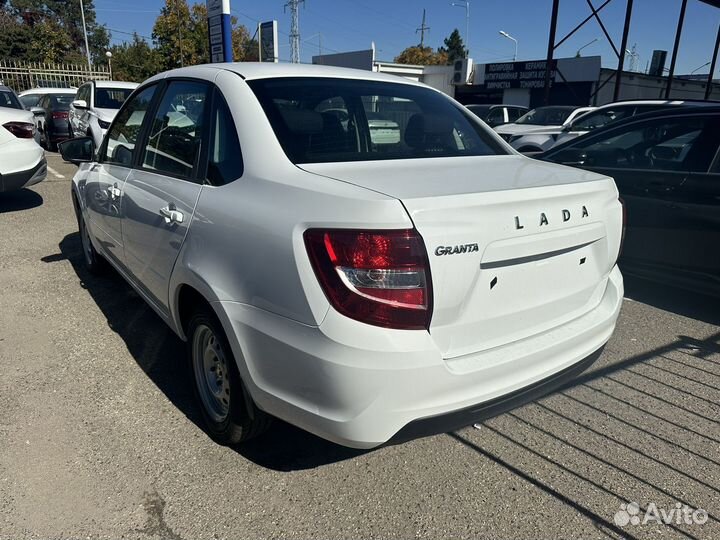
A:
[[435, 244, 479, 256]]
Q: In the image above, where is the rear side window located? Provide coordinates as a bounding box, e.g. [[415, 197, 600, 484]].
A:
[[142, 80, 210, 179], [248, 77, 505, 164], [206, 93, 243, 185]]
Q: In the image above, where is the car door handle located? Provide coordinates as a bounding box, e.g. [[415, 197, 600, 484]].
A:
[[106, 184, 121, 199], [159, 205, 184, 225]]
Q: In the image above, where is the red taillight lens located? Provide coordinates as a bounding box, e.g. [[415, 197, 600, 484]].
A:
[[618, 197, 626, 262], [304, 229, 433, 330], [52, 111, 69, 120], [3, 121, 35, 139]]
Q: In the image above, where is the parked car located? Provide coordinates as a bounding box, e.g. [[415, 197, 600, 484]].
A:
[[60, 64, 624, 449], [19, 86, 77, 109], [466, 104, 529, 128], [540, 106, 720, 297], [31, 91, 77, 151], [494, 105, 595, 150], [1, 84, 41, 144], [0, 107, 46, 193], [69, 80, 138, 148]]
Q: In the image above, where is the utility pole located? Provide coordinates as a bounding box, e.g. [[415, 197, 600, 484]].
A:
[[285, 0, 305, 64], [451, 1, 470, 57], [416, 9, 430, 47], [175, 0, 184, 67], [79, 0, 92, 71]]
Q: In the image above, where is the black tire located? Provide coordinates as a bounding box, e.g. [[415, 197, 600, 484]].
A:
[[72, 194, 106, 275], [187, 308, 272, 445]]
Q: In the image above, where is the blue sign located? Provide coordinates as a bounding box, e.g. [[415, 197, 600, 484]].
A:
[[206, 0, 232, 63]]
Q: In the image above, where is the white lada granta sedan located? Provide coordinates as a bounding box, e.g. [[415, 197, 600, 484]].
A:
[[59, 63, 624, 449]]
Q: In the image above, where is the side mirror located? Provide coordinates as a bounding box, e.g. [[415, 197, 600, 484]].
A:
[[30, 106, 45, 116], [58, 136, 95, 164], [72, 99, 88, 110]]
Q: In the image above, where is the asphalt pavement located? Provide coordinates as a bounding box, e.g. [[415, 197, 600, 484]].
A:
[[0, 152, 718, 540]]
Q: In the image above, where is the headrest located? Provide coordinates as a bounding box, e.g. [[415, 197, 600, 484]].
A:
[[279, 108, 324, 135], [405, 113, 454, 148]]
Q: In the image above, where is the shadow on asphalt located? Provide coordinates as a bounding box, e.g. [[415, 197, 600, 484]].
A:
[[0, 188, 43, 213], [622, 273, 720, 326], [51, 232, 366, 471]]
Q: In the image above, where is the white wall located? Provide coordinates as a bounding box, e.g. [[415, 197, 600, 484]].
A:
[[502, 88, 531, 107], [595, 70, 720, 104], [420, 65, 455, 97]]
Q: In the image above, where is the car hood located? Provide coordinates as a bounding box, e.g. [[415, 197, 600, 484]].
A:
[[494, 123, 563, 135], [299, 155, 609, 200]]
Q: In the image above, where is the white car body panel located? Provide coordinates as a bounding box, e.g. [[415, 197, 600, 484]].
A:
[[71, 63, 623, 448], [0, 108, 46, 192], [495, 107, 595, 152]]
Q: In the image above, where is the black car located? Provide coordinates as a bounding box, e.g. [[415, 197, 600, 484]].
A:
[[33, 92, 76, 151], [540, 106, 720, 297], [466, 104, 528, 127]]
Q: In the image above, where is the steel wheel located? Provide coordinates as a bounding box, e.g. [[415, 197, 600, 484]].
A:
[[192, 324, 231, 423]]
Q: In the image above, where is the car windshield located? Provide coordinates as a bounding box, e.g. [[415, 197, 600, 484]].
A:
[[94, 88, 134, 109], [467, 105, 491, 117], [516, 106, 576, 126], [53, 94, 76, 109], [20, 94, 41, 108], [0, 90, 23, 110], [248, 77, 505, 164]]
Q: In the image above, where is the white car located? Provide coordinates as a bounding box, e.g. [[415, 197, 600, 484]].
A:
[[0, 107, 46, 193], [18, 86, 77, 109], [61, 63, 624, 449], [69, 80, 138, 148], [494, 105, 595, 152]]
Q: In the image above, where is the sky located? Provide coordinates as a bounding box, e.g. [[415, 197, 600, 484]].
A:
[[95, 0, 720, 77]]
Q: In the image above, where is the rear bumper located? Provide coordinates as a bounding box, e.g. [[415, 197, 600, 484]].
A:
[[0, 157, 47, 192], [217, 265, 623, 449]]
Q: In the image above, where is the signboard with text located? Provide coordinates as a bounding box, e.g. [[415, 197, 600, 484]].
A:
[[481, 60, 558, 90], [206, 0, 232, 63]]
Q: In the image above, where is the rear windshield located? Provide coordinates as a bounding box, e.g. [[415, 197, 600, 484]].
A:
[[516, 106, 576, 126], [248, 77, 505, 164], [95, 88, 134, 109], [0, 90, 23, 110], [53, 94, 76, 109], [20, 94, 40, 108]]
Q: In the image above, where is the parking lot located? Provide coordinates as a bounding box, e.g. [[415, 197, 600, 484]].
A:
[[0, 152, 717, 539]]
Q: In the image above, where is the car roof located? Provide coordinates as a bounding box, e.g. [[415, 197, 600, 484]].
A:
[[144, 62, 428, 87], [19, 87, 76, 96], [0, 85, 16, 93], [93, 80, 139, 89], [591, 99, 720, 109]]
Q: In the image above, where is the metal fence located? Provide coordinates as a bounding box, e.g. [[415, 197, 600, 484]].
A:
[[0, 60, 110, 92]]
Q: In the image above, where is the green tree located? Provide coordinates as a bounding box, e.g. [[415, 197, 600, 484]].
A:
[[439, 29, 467, 64], [394, 45, 448, 66], [152, 0, 258, 70], [0, 0, 109, 64], [110, 33, 162, 82]]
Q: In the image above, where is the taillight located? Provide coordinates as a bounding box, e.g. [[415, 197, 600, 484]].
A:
[[304, 229, 433, 330], [3, 121, 35, 139], [52, 111, 69, 120], [618, 197, 627, 261]]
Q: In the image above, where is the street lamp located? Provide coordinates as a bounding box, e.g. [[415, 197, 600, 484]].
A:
[[576, 38, 599, 57], [105, 51, 113, 79], [451, 1, 470, 57], [691, 61, 711, 75], [498, 30, 517, 61]]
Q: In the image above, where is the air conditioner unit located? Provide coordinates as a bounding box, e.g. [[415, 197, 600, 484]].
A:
[[452, 58, 473, 85]]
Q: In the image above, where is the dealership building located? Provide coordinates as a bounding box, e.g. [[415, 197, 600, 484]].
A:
[[313, 51, 720, 107]]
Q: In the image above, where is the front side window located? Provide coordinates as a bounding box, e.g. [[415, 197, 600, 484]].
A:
[[486, 107, 505, 127], [547, 115, 720, 173], [248, 78, 504, 164], [142, 80, 209, 179], [94, 88, 134, 110], [77, 84, 91, 105], [104, 84, 157, 166]]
